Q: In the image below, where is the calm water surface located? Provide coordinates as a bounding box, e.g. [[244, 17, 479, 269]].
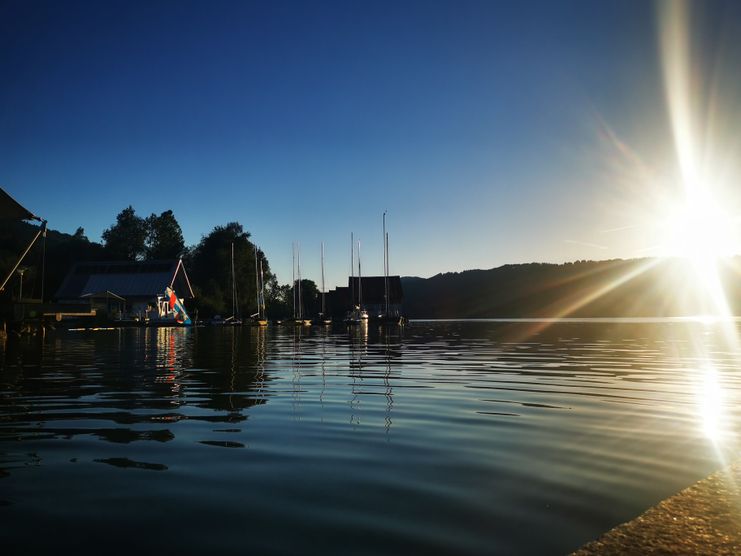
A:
[[2, 321, 741, 554]]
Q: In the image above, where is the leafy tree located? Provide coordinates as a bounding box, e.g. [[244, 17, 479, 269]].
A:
[[145, 210, 184, 259], [187, 222, 275, 318], [295, 278, 320, 318], [265, 281, 291, 319], [262, 278, 319, 319], [102, 206, 147, 260], [72, 227, 88, 242]]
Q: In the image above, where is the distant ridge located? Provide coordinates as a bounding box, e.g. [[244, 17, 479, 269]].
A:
[[401, 258, 741, 318]]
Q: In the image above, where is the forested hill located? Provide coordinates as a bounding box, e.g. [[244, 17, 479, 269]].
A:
[[401, 258, 741, 318]]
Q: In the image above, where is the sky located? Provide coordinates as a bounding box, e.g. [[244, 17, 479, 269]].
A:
[[2, 0, 741, 289]]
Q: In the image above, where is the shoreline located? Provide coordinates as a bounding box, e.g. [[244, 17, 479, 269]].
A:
[[410, 316, 741, 324], [572, 462, 741, 555]]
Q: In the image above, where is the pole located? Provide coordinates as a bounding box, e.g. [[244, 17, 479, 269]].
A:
[[386, 232, 390, 315], [358, 240, 362, 308], [231, 242, 236, 318], [0, 220, 46, 293], [40, 226, 47, 301], [321, 242, 326, 315], [259, 259, 265, 319], [254, 244, 260, 318], [297, 243, 302, 319], [383, 211, 388, 316]]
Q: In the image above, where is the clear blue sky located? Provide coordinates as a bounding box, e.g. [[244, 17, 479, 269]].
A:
[[2, 0, 740, 289]]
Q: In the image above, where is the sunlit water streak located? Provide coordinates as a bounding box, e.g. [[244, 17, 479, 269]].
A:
[[1, 321, 741, 554]]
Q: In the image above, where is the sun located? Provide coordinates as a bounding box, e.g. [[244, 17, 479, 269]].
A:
[[655, 0, 740, 268], [653, 185, 738, 318], [662, 188, 737, 264]]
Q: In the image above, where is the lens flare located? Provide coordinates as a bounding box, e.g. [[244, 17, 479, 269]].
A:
[[698, 365, 724, 442], [656, 0, 741, 322]]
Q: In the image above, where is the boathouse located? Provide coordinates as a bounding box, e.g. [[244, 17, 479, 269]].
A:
[[55, 259, 194, 319], [0, 187, 47, 331], [326, 276, 403, 318]]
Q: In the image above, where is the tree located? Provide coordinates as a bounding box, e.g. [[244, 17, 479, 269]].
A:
[[187, 222, 275, 318], [72, 227, 88, 242], [145, 210, 184, 259], [264, 276, 290, 318], [293, 279, 319, 318], [102, 206, 147, 260]]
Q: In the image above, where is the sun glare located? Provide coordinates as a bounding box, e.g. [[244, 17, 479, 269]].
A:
[[656, 0, 741, 466], [662, 189, 737, 263], [656, 188, 737, 320], [698, 366, 725, 442], [658, 0, 738, 267], [654, 0, 741, 320]]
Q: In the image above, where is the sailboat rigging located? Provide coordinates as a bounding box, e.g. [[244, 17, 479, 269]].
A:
[[377, 212, 405, 325], [225, 241, 242, 325], [357, 240, 368, 321], [293, 242, 311, 326], [251, 244, 268, 326], [344, 236, 368, 325], [314, 242, 332, 325]]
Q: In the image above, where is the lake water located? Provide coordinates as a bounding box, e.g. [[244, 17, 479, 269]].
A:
[[2, 320, 741, 554]]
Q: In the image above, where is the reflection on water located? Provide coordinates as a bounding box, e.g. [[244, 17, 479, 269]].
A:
[[2, 321, 741, 554]]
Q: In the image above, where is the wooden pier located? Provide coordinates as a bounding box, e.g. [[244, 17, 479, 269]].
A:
[[1, 299, 96, 336]]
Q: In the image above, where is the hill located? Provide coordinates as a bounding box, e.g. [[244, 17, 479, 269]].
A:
[[401, 258, 741, 318]]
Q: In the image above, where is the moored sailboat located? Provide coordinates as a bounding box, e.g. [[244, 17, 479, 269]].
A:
[[224, 242, 242, 325], [344, 236, 368, 325], [376, 211, 405, 325], [293, 243, 311, 326], [250, 244, 268, 326], [153, 285, 192, 325], [313, 242, 332, 325], [357, 240, 369, 322]]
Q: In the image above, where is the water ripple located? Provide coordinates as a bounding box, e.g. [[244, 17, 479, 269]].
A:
[[1, 322, 740, 554]]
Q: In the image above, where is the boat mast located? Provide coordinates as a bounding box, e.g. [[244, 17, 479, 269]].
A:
[[383, 211, 389, 316], [350, 232, 355, 309], [321, 241, 326, 316], [292, 243, 296, 319], [254, 244, 260, 319], [357, 239, 362, 309], [386, 231, 390, 315], [259, 258, 265, 320], [297, 243, 303, 319], [231, 242, 237, 319]]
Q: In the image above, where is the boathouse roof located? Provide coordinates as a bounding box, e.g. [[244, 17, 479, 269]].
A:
[[55, 259, 195, 300], [347, 276, 403, 305], [0, 187, 41, 221]]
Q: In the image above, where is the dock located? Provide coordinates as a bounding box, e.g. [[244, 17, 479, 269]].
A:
[[572, 461, 741, 555], [1, 299, 96, 336]]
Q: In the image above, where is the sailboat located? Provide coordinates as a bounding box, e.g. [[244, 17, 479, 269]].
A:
[[293, 243, 311, 326], [377, 211, 405, 324], [250, 244, 268, 326], [357, 240, 369, 322], [313, 242, 332, 325], [224, 242, 242, 325], [156, 286, 192, 325], [344, 236, 368, 325]]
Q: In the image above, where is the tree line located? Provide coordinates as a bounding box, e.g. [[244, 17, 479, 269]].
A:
[[1, 206, 319, 319]]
